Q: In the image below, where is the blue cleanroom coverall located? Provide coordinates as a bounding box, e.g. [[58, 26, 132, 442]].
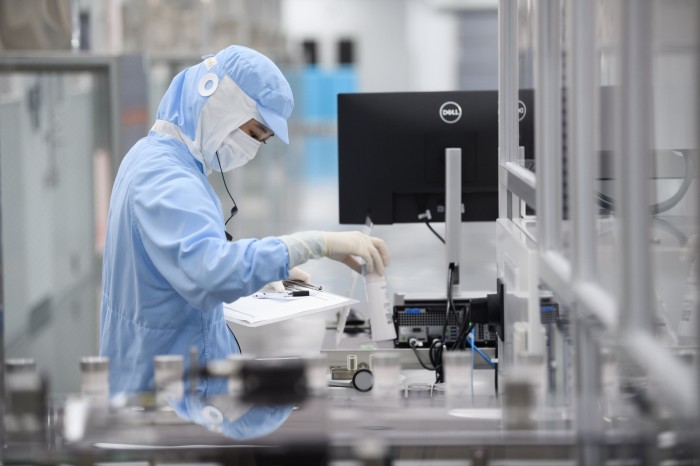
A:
[[99, 46, 293, 396]]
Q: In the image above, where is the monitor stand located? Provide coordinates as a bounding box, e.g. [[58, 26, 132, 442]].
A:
[[445, 147, 462, 296]]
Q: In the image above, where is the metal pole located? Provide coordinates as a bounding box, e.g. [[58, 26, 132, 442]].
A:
[[569, 0, 605, 463], [615, 0, 654, 333], [0, 97, 5, 461], [534, 0, 562, 253], [445, 148, 462, 293], [575, 315, 604, 466], [569, 0, 598, 282], [498, 0, 519, 219], [695, 0, 700, 437]]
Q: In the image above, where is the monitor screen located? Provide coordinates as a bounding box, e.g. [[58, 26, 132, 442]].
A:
[[338, 90, 534, 225]]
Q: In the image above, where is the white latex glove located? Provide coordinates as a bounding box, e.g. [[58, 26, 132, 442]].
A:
[[322, 231, 390, 276], [263, 267, 311, 293], [279, 231, 390, 276]]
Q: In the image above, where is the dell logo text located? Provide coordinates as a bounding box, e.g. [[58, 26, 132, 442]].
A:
[[439, 101, 462, 124], [518, 100, 527, 121]]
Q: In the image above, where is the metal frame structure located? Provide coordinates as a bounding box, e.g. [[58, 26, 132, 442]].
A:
[[498, 0, 699, 463]]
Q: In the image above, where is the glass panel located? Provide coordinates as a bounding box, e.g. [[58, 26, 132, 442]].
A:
[[647, 0, 698, 346], [594, 0, 699, 344], [0, 71, 110, 394]]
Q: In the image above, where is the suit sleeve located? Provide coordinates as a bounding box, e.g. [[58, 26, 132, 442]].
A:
[[131, 164, 290, 311]]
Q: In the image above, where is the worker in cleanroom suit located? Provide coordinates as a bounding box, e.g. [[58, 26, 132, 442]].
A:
[[99, 45, 390, 402]]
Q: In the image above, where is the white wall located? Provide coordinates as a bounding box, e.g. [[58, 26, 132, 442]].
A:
[[405, 0, 459, 91], [281, 0, 458, 92]]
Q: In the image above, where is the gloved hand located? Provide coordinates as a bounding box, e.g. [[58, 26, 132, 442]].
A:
[[289, 266, 311, 283], [279, 231, 390, 276], [322, 231, 390, 276], [263, 267, 311, 293]]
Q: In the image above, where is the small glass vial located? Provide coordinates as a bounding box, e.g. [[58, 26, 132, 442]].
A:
[[227, 354, 252, 398], [6, 358, 37, 374], [431, 382, 446, 403], [503, 365, 538, 430], [443, 351, 472, 401], [346, 354, 358, 371], [304, 353, 329, 397], [371, 352, 401, 400], [677, 261, 697, 345], [406, 383, 432, 399], [80, 356, 110, 407], [154, 355, 184, 406], [5, 358, 43, 440]]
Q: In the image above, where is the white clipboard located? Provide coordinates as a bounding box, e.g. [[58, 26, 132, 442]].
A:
[[223, 290, 357, 328]]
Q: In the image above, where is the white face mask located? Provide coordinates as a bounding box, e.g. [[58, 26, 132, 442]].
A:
[[214, 129, 262, 172]]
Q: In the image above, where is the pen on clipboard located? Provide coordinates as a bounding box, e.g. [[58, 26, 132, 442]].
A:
[[254, 290, 310, 299], [282, 280, 323, 291]]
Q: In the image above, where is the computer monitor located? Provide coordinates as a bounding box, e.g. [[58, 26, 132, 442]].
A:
[[337, 90, 534, 225]]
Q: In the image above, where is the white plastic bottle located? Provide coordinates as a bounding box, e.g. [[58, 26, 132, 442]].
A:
[[365, 273, 397, 341]]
